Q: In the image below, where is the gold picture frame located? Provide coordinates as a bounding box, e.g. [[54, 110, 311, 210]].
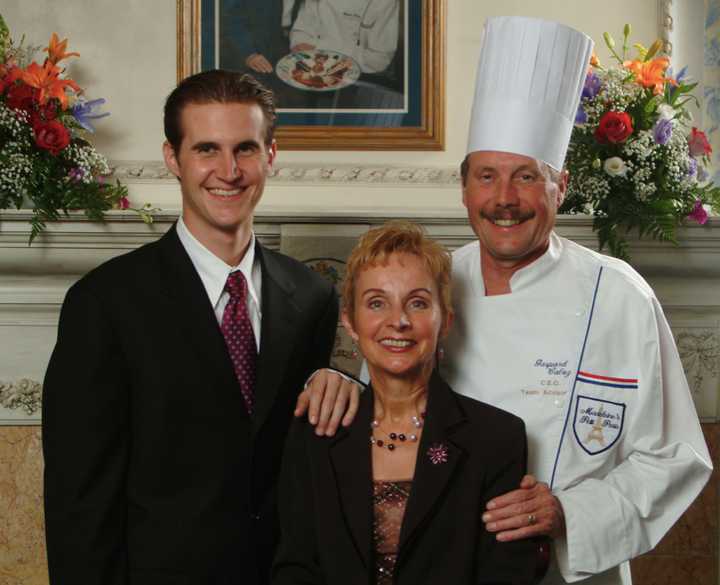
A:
[[177, 0, 445, 150]]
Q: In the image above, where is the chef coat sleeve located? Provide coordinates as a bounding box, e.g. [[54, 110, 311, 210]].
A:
[[356, 0, 400, 74], [288, 1, 317, 49], [553, 296, 712, 581]]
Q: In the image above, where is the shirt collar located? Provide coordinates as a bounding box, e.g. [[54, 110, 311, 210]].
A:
[[508, 231, 563, 291], [473, 232, 563, 295], [176, 217, 260, 309]]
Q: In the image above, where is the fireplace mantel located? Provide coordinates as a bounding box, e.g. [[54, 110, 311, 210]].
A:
[[1, 210, 719, 424]]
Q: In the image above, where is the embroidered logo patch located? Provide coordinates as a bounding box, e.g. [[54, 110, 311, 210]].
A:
[[573, 395, 625, 455]]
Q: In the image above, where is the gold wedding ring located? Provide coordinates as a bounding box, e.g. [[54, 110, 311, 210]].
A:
[[528, 514, 537, 526]]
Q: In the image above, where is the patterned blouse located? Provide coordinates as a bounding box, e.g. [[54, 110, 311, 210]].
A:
[[372, 480, 413, 585]]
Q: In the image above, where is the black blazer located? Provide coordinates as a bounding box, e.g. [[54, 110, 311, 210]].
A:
[[42, 225, 338, 585], [273, 371, 538, 585]]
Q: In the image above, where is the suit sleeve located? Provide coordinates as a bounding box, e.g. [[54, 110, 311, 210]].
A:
[[476, 417, 541, 585], [553, 296, 713, 581], [271, 420, 324, 585], [42, 281, 130, 585], [308, 284, 339, 373]]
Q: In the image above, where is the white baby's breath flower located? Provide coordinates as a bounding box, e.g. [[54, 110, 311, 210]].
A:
[[603, 157, 628, 177], [656, 104, 676, 120]]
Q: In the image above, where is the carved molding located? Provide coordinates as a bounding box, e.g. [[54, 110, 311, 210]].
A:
[[0, 378, 42, 416], [676, 328, 720, 395], [658, 0, 673, 56], [109, 160, 462, 186]]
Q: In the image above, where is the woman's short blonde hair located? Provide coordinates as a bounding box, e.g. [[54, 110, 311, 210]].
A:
[[342, 221, 452, 325]]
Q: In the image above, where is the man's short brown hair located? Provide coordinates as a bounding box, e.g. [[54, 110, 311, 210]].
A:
[[164, 69, 277, 152]]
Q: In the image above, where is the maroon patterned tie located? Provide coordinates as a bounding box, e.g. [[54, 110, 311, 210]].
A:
[[221, 271, 257, 414]]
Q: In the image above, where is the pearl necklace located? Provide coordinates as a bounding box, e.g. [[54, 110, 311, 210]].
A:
[[370, 412, 425, 451]]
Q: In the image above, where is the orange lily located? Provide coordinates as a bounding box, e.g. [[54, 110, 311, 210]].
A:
[[590, 51, 600, 68], [20, 61, 81, 109], [623, 57, 675, 94], [43, 32, 80, 65]]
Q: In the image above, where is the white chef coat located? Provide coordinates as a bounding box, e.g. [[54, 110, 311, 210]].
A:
[[289, 0, 399, 73], [441, 232, 712, 585]]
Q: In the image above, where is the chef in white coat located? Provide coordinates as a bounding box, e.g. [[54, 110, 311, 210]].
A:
[[441, 16, 712, 585], [289, 0, 399, 74], [301, 16, 713, 585]]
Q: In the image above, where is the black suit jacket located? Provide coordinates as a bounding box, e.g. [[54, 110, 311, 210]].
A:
[[42, 225, 338, 585], [273, 371, 538, 585]]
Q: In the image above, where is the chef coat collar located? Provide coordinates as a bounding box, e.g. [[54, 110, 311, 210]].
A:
[[473, 231, 564, 296]]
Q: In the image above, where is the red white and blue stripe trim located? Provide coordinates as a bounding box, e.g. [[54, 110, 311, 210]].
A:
[[577, 371, 638, 389]]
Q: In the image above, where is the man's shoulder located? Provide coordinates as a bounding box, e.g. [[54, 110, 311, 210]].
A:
[[259, 245, 335, 295], [451, 240, 479, 265], [73, 233, 168, 295], [559, 236, 655, 301]]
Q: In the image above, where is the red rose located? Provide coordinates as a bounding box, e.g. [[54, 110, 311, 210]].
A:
[[594, 111, 634, 144], [687, 127, 712, 157], [29, 100, 59, 126], [6, 82, 39, 113], [34, 120, 71, 155]]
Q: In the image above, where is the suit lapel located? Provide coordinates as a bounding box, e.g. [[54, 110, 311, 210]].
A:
[[154, 225, 247, 416], [398, 371, 468, 556], [252, 244, 301, 432], [329, 390, 374, 569]]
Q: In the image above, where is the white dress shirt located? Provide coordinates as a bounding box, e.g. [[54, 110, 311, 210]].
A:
[[176, 217, 262, 350]]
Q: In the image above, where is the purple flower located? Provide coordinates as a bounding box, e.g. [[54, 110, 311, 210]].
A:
[[582, 71, 602, 99], [575, 105, 588, 124], [687, 157, 698, 179], [653, 118, 673, 145], [427, 443, 448, 465], [687, 199, 708, 224], [67, 167, 84, 182], [667, 65, 688, 85], [71, 98, 110, 132]]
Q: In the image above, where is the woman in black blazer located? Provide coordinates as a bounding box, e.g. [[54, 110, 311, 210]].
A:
[[273, 222, 539, 585]]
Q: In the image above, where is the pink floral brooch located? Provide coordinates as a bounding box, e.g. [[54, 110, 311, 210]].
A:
[[426, 443, 449, 465]]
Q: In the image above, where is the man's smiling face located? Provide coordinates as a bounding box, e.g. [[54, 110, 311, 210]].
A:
[[163, 101, 275, 245], [462, 150, 567, 271]]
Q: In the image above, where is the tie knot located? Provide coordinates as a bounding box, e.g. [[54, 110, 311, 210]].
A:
[[225, 271, 248, 300]]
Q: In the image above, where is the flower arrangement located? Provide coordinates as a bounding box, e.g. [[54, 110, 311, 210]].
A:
[[561, 25, 720, 260], [0, 14, 153, 242]]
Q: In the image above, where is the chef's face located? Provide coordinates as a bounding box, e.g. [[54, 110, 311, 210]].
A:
[[342, 252, 449, 385], [462, 150, 567, 272]]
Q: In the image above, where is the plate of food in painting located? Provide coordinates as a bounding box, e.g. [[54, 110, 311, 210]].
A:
[[276, 50, 361, 91]]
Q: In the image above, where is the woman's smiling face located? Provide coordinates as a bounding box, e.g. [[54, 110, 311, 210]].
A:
[[343, 252, 447, 383]]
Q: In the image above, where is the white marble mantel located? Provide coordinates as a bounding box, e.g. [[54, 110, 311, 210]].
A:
[[1, 210, 719, 424]]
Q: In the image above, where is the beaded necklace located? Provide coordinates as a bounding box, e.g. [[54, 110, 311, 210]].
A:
[[370, 412, 425, 451]]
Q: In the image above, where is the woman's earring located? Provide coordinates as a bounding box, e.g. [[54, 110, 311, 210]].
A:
[[437, 346, 445, 361], [351, 339, 360, 359]]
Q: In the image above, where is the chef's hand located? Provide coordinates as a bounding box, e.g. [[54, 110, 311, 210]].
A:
[[245, 53, 273, 73], [482, 474, 566, 541], [294, 369, 361, 436], [291, 43, 316, 52]]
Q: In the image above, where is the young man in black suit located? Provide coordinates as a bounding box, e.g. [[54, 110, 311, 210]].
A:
[[42, 70, 355, 585]]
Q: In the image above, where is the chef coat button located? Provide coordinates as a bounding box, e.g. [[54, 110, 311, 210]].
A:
[[575, 310, 583, 317], [554, 399, 564, 408]]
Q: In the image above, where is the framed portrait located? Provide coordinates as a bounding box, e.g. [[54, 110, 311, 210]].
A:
[[177, 0, 445, 150]]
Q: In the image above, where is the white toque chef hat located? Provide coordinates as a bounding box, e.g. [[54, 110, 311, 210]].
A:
[[467, 17, 594, 171]]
